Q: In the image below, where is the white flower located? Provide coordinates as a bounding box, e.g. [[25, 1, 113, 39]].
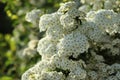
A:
[[25, 9, 42, 23], [104, 0, 113, 9], [22, 67, 39, 80], [39, 12, 62, 32], [66, 67, 86, 80], [93, 10, 119, 34], [57, 32, 89, 57], [58, 1, 76, 13], [37, 37, 57, 59], [28, 39, 38, 50], [22, 1, 120, 80], [60, 14, 76, 31], [40, 71, 65, 80], [46, 25, 64, 41]]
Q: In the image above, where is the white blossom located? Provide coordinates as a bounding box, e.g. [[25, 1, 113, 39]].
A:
[[25, 9, 43, 24], [22, 1, 120, 80]]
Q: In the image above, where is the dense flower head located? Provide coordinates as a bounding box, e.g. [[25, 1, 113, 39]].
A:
[[22, 0, 120, 80], [46, 24, 64, 41], [37, 36, 57, 59], [39, 12, 62, 32], [80, 0, 120, 12], [93, 10, 118, 33], [25, 9, 43, 24], [57, 32, 89, 57], [58, 1, 77, 13]]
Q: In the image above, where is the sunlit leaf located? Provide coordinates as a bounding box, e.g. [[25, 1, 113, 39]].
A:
[[0, 76, 13, 80]]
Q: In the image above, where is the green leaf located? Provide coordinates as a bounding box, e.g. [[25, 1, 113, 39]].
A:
[[0, 76, 13, 80]]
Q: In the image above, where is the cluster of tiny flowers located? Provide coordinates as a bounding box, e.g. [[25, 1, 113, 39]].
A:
[[80, 0, 120, 13], [25, 9, 43, 25], [22, 0, 120, 80], [86, 62, 120, 80], [19, 39, 38, 59], [57, 32, 89, 58]]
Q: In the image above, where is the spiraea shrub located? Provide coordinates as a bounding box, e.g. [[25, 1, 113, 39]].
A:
[[22, 0, 120, 80]]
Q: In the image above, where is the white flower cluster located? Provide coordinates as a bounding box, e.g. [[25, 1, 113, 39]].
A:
[[57, 32, 89, 58], [25, 9, 43, 25], [80, 0, 120, 13], [22, 0, 120, 80], [20, 39, 38, 59], [86, 62, 120, 80]]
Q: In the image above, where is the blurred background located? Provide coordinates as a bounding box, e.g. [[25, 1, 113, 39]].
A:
[[0, 0, 69, 80]]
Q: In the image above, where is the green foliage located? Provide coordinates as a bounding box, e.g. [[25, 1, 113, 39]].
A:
[[0, 76, 13, 80]]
